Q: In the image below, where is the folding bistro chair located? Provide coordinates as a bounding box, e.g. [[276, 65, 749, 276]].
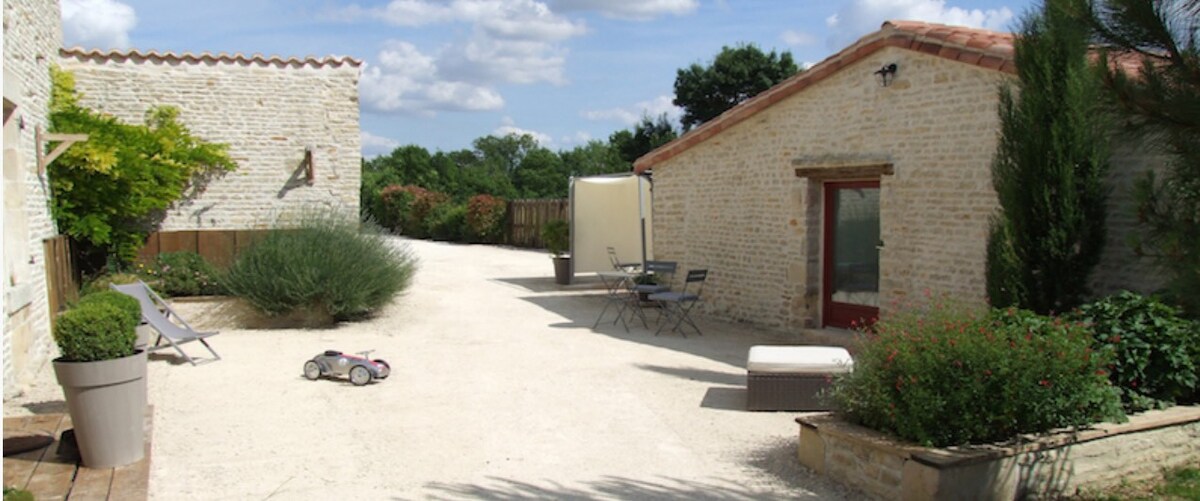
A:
[[607, 246, 641, 273], [628, 260, 676, 328], [111, 281, 221, 365], [649, 269, 707, 337]]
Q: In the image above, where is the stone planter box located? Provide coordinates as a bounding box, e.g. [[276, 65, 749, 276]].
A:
[[796, 406, 1200, 500]]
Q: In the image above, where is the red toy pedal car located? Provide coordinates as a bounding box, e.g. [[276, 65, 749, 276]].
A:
[[303, 350, 390, 386]]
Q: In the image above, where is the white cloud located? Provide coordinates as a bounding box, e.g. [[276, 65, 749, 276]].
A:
[[548, 0, 698, 20], [333, 0, 584, 86], [361, 130, 400, 158], [581, 95, 682, 125], [61, 0, 137, 50], [359, 41, 505, 115], [494, 117, 553, 145], [781, 29, 817, 47], [825, 0, 1014, 49]]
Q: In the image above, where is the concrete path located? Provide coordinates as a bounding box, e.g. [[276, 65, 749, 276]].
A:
[[8, 238, 855, 500]]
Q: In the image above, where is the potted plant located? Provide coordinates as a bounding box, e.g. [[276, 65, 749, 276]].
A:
[[52, 298, 147, 468], [541, 219, 571, 285]]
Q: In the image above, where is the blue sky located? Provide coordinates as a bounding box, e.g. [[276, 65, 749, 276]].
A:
[[61, 0, 1036, 157]]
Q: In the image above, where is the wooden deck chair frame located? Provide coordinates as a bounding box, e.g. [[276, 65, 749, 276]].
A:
[[110, 280, 221, 365]]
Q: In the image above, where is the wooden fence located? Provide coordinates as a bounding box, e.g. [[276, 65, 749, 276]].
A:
[[505, 199, 568, 249], [43, 235, 79, 323], [137, 230, 271, 268]]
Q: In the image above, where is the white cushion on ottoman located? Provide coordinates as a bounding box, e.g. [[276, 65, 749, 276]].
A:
[[747, 346, 854, 374]]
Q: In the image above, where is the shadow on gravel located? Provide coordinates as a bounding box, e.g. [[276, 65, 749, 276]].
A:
[[416, 472, 842, 501]]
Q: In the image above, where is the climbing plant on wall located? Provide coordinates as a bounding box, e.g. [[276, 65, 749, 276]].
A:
[[47, 65, 237, 273]]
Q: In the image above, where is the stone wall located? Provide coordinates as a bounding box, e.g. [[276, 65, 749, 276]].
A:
[[58, 50, 362, 230], [651, 45, 1164, 331], [796, 407, 1200, 500], [3, 0, 65, 398]]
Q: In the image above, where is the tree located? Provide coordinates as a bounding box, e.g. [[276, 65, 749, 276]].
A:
[[673, 43, 800, 130], [1081, 0, 1200, 317], [559, 140, 627, 177], [48, 66, 236, 273], [987, 0, 1112, 314], [513, 147, 568, 198], [608, 114, 678, 164]]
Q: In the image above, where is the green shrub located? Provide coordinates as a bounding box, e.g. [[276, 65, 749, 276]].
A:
[[54, 302, 137, 362], [426, 203, 467, 241], [141, 251, 223, 296], [466, 194, 507, 242], [4, 486, 34, 501], [541, 219, 569, 257], [222, 210, 417, 321], [77, 290, 141, 325], [1072, 291, 1200, 411], [376, 184, 413, 233], [378, 184, 448, 238], [80, 272, 141, 296], [831, 298, 1123, 447]]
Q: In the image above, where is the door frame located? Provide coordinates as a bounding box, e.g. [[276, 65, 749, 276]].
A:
[[821, 180, 881, 329]]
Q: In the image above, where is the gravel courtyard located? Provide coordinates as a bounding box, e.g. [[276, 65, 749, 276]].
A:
[[7, 237, 855, 500]]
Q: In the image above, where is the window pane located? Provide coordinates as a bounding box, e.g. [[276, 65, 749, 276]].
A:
[[832, 187, 879, 307]]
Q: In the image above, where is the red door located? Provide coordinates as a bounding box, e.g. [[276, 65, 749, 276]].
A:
[[822, 181, 880, 329]]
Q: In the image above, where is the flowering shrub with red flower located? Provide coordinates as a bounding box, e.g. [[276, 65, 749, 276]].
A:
[[830, 296, 1123, 447], [466, 194, 508, 243], [378, 185, 449, 238]]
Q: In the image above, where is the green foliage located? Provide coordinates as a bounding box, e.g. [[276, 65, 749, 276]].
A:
[[513, 147, 569, 198], [54, 301, 138, 362], [140, 252, 223, 296], [1083, 0, 1200, 318], [79, 272, 141, 296], [559, 140, 630, 177], [987, 0, 1111, 314], [609, 114, 678, 165], [378, 185, 449, 238], [831, 297, 1123, 447], [466, 194, 507, 243], [3, 486, 34, 501], [48, 66, 236, 272], [222, 210, 417, 321], [673, 43, 800, 130], [541, 219, 570, 257], [77, 290, 141, 326], [1073, 291, 1200, 411], [426, 202, 468, 241]]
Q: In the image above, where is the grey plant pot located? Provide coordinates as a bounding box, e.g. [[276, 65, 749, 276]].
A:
[[53, 350, 148, 468], [552, 256, 572, 285]]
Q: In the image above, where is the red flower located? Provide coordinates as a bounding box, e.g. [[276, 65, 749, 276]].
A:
[[983, 369, 993, 377], [1039, 379, 1051, 387], [1108, 335, 1121, 343]]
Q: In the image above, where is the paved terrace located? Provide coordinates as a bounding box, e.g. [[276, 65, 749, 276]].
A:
[[6, 238, 855, 500]]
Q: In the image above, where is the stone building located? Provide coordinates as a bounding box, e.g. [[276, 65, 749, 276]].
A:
[[634, 21, 1161, 332], [2, 0, 362, 396]]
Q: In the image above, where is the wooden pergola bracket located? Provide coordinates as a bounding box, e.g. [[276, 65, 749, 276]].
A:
[[36, 126, 88, 175]]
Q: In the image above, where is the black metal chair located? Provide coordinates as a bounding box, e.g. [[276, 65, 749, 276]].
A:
[[628, 260, 676, 328], [649, 269, 707, 337]]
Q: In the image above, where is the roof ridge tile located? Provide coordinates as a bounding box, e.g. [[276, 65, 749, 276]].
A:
[[59, 47, 362, 68]]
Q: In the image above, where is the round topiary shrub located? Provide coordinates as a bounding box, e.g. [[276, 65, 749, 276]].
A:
[[54, 302, 138, 362], [78, 290, 141, 326], [831, 298, 1123, 447]]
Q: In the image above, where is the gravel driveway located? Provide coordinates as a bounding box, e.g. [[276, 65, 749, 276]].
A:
[[7, 237, 855, 500]]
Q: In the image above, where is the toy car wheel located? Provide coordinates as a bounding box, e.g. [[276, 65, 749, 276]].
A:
[[303, 361, 321, 380], [349, 365, 372, 386], [373, 359, 390, 379]]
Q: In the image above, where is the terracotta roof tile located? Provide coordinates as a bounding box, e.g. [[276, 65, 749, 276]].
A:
[[60, 47, 362, 68], [633, 20, 1015, 173]]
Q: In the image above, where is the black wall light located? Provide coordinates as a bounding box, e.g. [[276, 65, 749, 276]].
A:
[[874, 63, 898, 87]]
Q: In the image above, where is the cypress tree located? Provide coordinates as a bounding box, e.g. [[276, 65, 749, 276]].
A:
[[987, 0, 1112, 314]]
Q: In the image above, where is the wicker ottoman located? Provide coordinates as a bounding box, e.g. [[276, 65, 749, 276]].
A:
[[746, 346, 853, 411]]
